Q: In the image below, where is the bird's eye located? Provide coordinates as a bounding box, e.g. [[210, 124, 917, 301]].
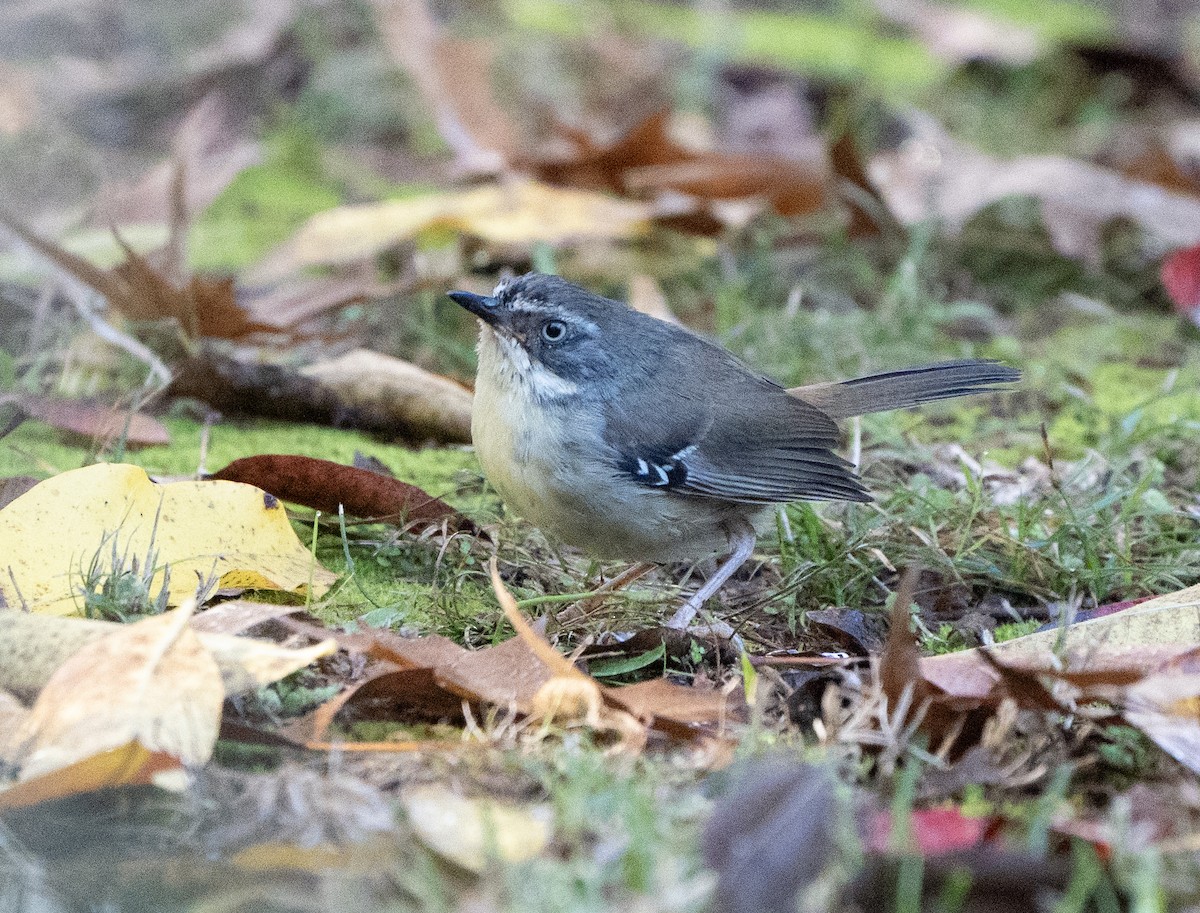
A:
[[541, 320, 567, 342]]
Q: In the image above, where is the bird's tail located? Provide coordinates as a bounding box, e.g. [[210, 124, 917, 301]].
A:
[[789, 359, 1019, 419]]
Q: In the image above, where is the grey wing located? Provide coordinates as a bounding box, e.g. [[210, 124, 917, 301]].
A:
[[603, 375, 871, 505]]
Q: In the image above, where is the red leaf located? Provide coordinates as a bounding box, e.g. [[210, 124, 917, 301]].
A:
[[1161, 243, 1200, 322], [867, 807, 990, 856]]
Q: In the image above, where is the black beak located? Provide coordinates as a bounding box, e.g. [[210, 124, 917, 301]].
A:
[[448, 290, 500, 323]]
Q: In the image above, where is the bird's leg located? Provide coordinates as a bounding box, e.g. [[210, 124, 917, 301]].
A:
[[667, 520, 756, 630]]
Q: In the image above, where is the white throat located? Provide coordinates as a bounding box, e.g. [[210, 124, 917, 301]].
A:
[[476, 326, 579, 403]]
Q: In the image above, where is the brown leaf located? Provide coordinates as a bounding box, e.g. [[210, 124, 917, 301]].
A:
[[11, 394, 170, 447], [872, 119, 1200, 264], [370, 0, 512, 173], [829, 128, 889, 238], [0, 209, 274, 341], [435, 633, 556, 712], [879, 568, 931, 711], [111, 237, 274, 340], [209, 454, 476, 532], [602, 678, 736, 727], [531, 109, 828, 226], [283, 666, 466, 746]]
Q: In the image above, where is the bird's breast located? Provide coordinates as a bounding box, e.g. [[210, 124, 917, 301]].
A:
[[472, 343, 756, 563]]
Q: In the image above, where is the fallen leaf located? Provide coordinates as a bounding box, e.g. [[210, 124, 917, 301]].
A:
[[0, 609, 335, 701], [0, 463, 336, 615], [210, 454, 476, 531], [190, 600, 307, 635], [701, 760, 839, 913], [371, 0, 516, 173], [9, 394, 170, 447], [804, 607, 889, 654], [251, 180, 653, 281], [1161, 242, 1200, 326], [6, 602, 222, 783], [530, 109, 829, 230], [0, 211, 274, 341], [871, 117, 1200, 263], [922, 582, 1200, 699], [866, 807, 991, 855], [300, 349, 474, 445], [0, 743, 182, 811], [401, 784, 551, 872]]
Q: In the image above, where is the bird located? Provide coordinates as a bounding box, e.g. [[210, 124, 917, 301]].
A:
[[449, 273, 1018, 630]]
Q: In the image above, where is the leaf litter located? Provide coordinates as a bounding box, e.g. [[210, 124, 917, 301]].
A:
[[8, 1, 1200, 907]]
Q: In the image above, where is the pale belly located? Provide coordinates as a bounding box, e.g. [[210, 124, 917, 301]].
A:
[[471, 376, 756, 563]]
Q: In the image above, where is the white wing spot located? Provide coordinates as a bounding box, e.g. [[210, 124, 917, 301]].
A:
[[653, 463, 669, 484], [636, 458, 650, 476]]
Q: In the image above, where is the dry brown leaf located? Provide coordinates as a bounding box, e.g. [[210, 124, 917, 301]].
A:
[[0, 209, 274, 340], [301, 349, 474, 444], [370, 0, 514, 173], [922, 583, 1200, 698], [10, 394, 170, 447], [0, 609, 335, 700], [7, 601, 223, 782], [190, 600, 307, 636], [531, 109, 829, 229], [871, 118, 1200, 262]]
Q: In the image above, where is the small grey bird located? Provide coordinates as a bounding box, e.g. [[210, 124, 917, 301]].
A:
[[450, 273, 1018, 629]]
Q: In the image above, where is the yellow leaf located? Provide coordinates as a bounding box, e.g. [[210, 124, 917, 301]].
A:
[[251, 179, 652, 280], [8, 603, 223, 782], [0, 463, 336, 615], [402, 784, 551, 872], [0, 742, 181, 810]]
